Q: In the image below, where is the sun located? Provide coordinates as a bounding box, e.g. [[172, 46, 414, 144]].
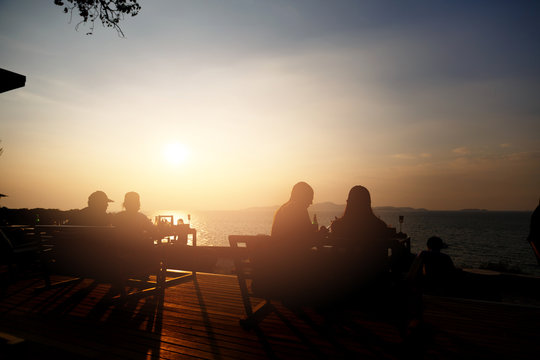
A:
[[163, 142, 190, 166]]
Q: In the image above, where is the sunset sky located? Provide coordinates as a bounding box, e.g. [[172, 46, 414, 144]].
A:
[[1, 0, 539, 212]]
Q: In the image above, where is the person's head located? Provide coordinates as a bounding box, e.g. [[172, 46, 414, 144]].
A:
[[123, 191, 141, 213], [289, 181, 314, 208], [427, 236, 447, 251], [87, 191, 113, 213], [343, 185, 372, 217]]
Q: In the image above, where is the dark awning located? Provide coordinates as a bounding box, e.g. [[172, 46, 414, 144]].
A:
[[0, 68, 26, 93]]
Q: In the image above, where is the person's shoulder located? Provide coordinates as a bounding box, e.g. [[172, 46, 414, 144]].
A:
[[136, 212, 152, 222], [330, 217, 345, 231], [279, 201, 294, 212], [274, 202, 297, 218], [77, 207, 90, 214], [66, 208, 87, 225], [374, 215, 388, 227], [111, 210, 125, 221]]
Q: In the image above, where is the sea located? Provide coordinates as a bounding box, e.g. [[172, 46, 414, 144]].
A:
[[150, 208, 539, 277]]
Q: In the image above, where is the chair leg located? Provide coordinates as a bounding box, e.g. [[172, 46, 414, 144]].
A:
[[157, 261, 166, 290], [240, 300, 275, 330]]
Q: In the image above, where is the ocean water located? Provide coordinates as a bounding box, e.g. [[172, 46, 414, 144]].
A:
[[151, 209, 539, 276]]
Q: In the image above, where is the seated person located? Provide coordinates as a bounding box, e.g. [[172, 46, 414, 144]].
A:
[[113, 192, 155, 236], [271, 181, 318, 250], [112, 192, 158, 276], [408, 236, 458, 294], [67, 191, 113, 226], [255, 182, 320, 304], [331, 185, 391, 244], [329, 186, 393, 289], [405, 236, 460, 329]]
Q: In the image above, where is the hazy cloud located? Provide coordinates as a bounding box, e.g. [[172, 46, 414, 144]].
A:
[[452, 147, 470, 156], [391, 153, 417, 160]]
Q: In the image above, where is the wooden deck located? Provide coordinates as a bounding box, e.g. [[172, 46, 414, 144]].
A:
[[1, 272, 540, 359]]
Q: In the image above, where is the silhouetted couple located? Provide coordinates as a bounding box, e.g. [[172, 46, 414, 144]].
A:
[[68, 190, 158, 275], [257, 182, 394, 307], [68, 190, 154, 231], [265, 182, 452, 336]]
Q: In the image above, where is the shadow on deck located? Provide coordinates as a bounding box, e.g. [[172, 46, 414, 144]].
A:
[[1, 272, 539, 359]]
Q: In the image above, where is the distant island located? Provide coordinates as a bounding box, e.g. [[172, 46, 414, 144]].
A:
[[374, 206, 430, 212], [243, 203, 525, 213], [244, 202, 429, 213]]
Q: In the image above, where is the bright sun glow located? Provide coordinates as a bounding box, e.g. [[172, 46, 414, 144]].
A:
[[163, 142, 190, 166]]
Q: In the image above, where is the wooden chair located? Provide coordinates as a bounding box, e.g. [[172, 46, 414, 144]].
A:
[[36, 225, 195, 300], [1, 226, 40, 282], [229, 235, 277, 330]]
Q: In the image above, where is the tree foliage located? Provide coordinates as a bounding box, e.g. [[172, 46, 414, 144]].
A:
[[54, 0, 141, 37]]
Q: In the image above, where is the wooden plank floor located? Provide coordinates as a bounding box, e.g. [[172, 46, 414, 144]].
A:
[[1, 272, 540, 359]]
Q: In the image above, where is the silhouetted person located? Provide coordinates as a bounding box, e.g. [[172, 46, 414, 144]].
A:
[[271, 181, 317, 250], [331, 185, 389, 245], [112, 192, 157, 276], [408, 236, 458, 296], [405, 236, 459, 332], [67, 191, 113, 226], [527, 200, 540, 264], [113, 191, 155, 236], [419, 237, 456, 284], [330, 185, 392, 284], [323, 186, 411, 332], [255, 182, 320, 305]]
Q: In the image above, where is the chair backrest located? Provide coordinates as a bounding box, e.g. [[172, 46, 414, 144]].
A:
[[1, 225, 39, 260], [229, 235, 271, 281], [229, 235, 273, 320], [1, 225, 38, 247], [36, 225, 118, 250], [1, 227, 15, 255], [36, 225, 121, 278]]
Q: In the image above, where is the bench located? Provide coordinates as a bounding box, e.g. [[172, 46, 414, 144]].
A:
[[36, 225, 196, 299], [1, 226, 40, 287], [229, 235, 276, 330], [229, 232, 414, 330]]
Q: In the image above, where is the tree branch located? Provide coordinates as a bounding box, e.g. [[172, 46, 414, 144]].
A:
[[54, 0, 141, 37]]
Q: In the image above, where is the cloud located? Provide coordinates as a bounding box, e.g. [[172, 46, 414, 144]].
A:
[[391, 153, 417, 160], [390, 152, 432, 161], [452, 147, 470, 156], [501, 151, 540, 162]]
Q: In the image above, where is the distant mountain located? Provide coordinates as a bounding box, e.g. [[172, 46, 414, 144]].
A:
[[310, 202, 345, 212], [374, 206, 429, 212], [311, 203, 430, 212], [244, 202, 344, 212], [243, 203, 429, 212]]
